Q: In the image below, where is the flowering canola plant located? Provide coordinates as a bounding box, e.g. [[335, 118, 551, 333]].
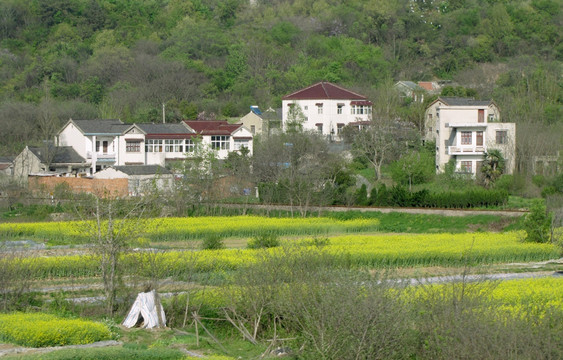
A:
[[0, 313, 111, 347], [0, 216, 380, 244], [20, 231, 560, 279]]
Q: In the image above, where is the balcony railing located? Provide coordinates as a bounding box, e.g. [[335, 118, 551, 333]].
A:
[[87, 151, 116, 160], [448, 146, 485, 155]]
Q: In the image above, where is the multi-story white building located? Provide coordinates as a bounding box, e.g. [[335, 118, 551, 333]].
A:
[[282, 82, 372, 138], [55, 119, 253, 174], [425, 97, 516, 176]]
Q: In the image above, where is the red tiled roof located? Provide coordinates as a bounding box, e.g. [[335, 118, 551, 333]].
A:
[[282, 82, 367, 101], [183, 121, 242, 136], [350, 100, 373, 106], [418, 82, 434, 91]]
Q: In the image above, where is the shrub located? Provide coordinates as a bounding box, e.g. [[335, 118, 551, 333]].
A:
[[201, 233, 224, 250], [354, 184, 368, 206], [247, 233, 280, 249], [523, 200, 552, 243]]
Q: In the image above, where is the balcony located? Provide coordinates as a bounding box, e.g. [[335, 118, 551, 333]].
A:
[[448, 146, 485, 155], [446, 122, 487, 128], [87, 151, 116, 161]]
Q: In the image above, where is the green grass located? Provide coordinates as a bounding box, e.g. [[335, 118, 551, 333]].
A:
[[327, 211, 517, 233]]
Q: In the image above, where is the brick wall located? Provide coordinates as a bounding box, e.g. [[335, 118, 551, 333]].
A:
[[29, 176, 129, 197]]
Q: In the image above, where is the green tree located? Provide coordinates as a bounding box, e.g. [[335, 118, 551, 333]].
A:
[[390, 150, 435, 191], [523, 200, 552, 243]]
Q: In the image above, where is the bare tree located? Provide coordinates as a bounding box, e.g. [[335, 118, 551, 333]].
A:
[[345, 118, 418, 181], [253, 131, 342, 216], [75, 194, 159, 315]]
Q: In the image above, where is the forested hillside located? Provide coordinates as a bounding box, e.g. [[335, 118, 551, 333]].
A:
[[0, 0, 561, 159]]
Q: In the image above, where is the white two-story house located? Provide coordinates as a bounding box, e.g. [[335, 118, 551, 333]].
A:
[[282, 82, 372, 138], [56, 119, 130, 174], [425, 97, 516, 176], [56, 119, 253, 174]]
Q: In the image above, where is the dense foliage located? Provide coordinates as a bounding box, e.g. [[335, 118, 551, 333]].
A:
[[0, 0, 561, 156], [371, 184, 509, 208]]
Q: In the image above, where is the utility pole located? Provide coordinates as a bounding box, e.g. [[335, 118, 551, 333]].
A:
[[162, 103, 166, 124]]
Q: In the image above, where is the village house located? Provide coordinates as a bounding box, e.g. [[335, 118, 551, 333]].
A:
[[93, 165, 173, 196], [425, 97, 516, 176], [53, 119, 253, 175], [282, 82, 372, 139], [237, 106, 283, 138], [12, 146, 89, 182]]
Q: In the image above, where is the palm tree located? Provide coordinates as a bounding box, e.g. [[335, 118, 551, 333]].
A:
[[480, 149, 505, 188]]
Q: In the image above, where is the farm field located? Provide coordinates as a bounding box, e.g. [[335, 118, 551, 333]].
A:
[[1, 212, 562, 359]]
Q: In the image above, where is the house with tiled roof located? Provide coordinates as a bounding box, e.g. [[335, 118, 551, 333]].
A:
[[57, 119, 130, 173], [184, 120, 253, 159], [12, 146, 89, 181], [93, 165, 174, 195], [425, 97, 515, 176], [281, 82, 372, 139], [55, 119, 253, 175]]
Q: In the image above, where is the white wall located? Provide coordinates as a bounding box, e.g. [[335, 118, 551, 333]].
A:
[[282, 99, 371, 136], [58, 122, 87, 158]]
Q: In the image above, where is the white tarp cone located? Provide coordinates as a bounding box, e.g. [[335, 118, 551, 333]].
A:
[[122, 290, 166, 328]]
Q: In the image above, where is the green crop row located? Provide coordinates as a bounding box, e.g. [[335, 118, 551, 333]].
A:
[[0, 216, 380, 245], [11, 232, 560, 280]]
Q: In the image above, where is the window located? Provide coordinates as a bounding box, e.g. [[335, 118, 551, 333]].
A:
[[337, 104, 344, 114], [478, 109, 484, 123], [496, 130, 508, 144], [461, 131, 472, 145], [250, 125, 256, 135], [185, 139, 195, 152], [476, 131, 483, 146], [211, 136, 230, 150], [488, 114, 494, 122], [337, 123, 344, 134], [317, 104, 323, 114], [234, 139, 249, 150], [304, 106, 308, 110], [460, 161, 472, 173], [145, 139, 163, 152], [126, 140, 141, 152], [351, 105, 372, 115], [165, 140, 184, 152], [95, 141, 100, 152], [316, 124, 323, 133]]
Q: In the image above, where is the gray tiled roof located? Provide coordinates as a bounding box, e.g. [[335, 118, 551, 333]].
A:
[[73, 119, 129, 134], [113, 165, 171, 176], [29, 146, 86, 164], [439, 97, 493, 106], [136, 123, 193, 134], [0, 156, 14, 163]]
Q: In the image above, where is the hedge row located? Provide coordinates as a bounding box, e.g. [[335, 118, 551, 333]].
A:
[[365, 185, 509, 209]]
